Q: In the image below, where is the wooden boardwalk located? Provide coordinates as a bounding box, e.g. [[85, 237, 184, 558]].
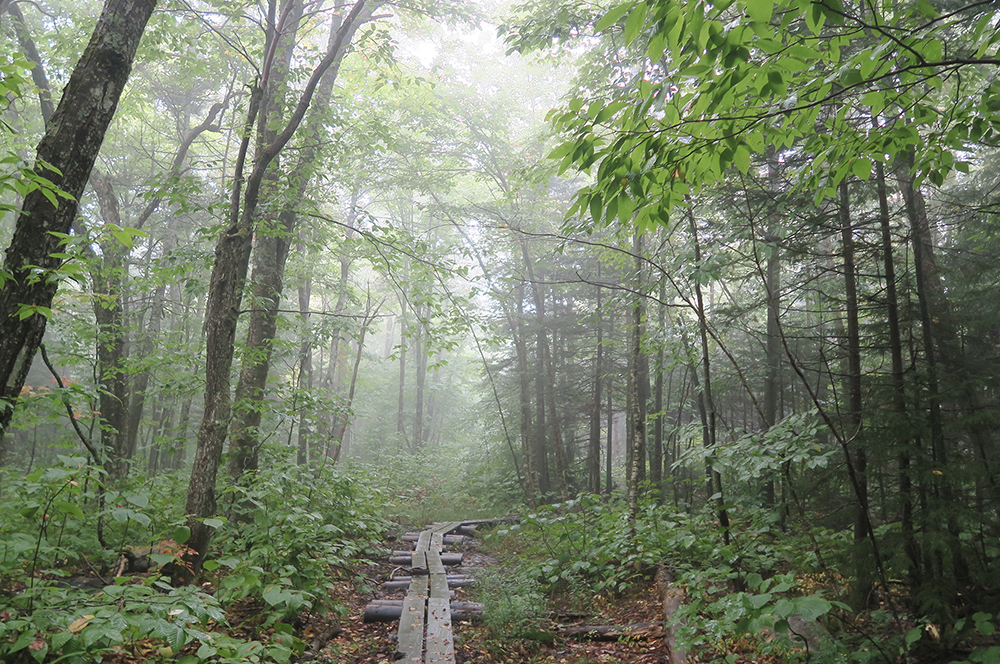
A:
[[392, 521, 465, 664]]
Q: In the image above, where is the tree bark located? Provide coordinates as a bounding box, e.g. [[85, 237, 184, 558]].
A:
[[0, 0, 158, 438]]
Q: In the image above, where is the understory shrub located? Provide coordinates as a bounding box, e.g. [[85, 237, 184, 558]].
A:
[[0, 451, 391, 663]]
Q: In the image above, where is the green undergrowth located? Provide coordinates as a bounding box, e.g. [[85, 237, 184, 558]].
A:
[[480, 492, 998, 663], [469, 567, 552, 659], [0, 451, 391, 664]]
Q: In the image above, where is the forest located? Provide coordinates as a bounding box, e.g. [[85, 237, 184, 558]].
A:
[[1, 0, 999, 661]]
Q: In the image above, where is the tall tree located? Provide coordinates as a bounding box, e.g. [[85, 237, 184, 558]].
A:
[[183, 0, 375, 573], [0, 0, 158, 439]]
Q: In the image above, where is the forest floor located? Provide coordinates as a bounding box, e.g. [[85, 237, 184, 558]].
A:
[[315, 523, 799, 664]]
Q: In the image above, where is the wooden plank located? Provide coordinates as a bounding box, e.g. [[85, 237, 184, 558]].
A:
[[427, 550, 447, 576], [430, 532, 444, 551], [416, 530, 432, 552], [411, 551, 428, 572], [432, 521, 464, 535], [395, 576, 427, 663], [429, 574, 450, 599], [424, 596, 455, 664]]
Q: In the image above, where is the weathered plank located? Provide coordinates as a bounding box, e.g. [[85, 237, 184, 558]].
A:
[[394, 576, 428, 662], [410, 551, 428, 571], [416, 530, 433, 552], [431, 521, 465, 535], [427, 549, 447, 576], [424, 596, 455, 664]]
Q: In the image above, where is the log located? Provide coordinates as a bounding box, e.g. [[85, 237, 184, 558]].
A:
[[561, 622, 664, 641], [389, 552, 462, 566], [657, 567, 688, 664], [393, 549, 450, 557], [363, 600, 483, 623], [402, 533, 466, 544], [384, 576, 474, 590], [455, 525, 477, 536], [382, 584, 456, 598]]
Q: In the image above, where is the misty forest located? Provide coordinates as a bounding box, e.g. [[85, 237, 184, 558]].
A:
[[1, 0, 1000, 661]]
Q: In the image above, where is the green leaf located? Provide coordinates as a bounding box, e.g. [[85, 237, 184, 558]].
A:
[[905, 627, 922, 648], [173, 525, 191, 544], [745, 0, 773, 23], [915, 0, 939, 18], [595, 3, 633, 32], [852, 159, 871, 181], [203, 517, 225, 529], [263, 585, 286, 606], [624, 2, 649, 44], [793, 595, 832, 622], [52, 501, 85, 520], [733, 144, 751, 173]]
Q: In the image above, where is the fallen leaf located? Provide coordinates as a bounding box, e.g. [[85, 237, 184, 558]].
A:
[[69, 615, 94, 633]]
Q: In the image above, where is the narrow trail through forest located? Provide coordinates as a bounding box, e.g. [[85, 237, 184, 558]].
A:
[[329, 518, 674, 664]]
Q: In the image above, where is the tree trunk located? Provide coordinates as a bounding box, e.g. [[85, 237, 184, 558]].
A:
[[588, 281, 604, 494], [88, 172, 131, 481], [627, 231, 646, 526], [0, 0, 158, 438], [414, 308, 426, 451], [839, 181, 873, 609], [514, 284, 539, 505], [606, 367, 614, 495], [762, 150, 782, 508], [521, 239, 562, 498], [897, 153, 970, 587], [686, 205, 730, 545], [651, 277, 665, 494], [296, 250, 313, 465], [875, 159, 920, 591], [227, 0, 305, 478], [330, 299, 380, 463]]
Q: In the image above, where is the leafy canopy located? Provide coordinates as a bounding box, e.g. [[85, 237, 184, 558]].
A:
[[533, 0, 1000, 227]]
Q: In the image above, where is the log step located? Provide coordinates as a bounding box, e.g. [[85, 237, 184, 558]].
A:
[[402, 533, 466, 544], [390, 552, 463, 566], [384, 576, 474, 590], [365, 600, 483, 623]]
